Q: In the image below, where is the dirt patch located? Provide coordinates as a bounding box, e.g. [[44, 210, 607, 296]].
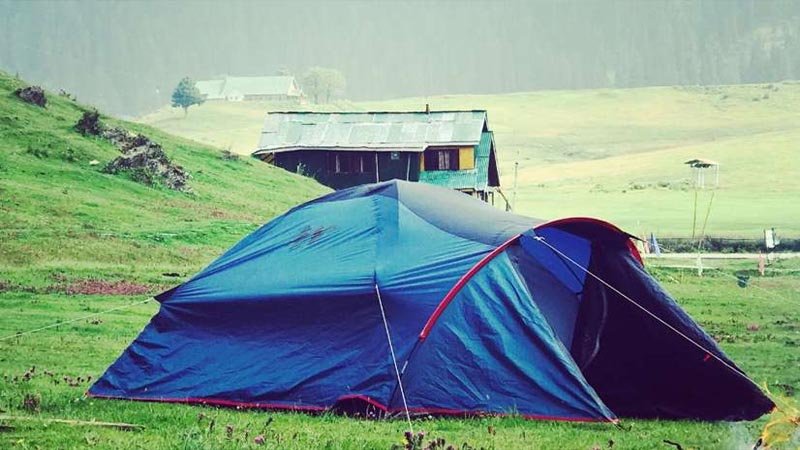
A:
[[74, 111, 192, 192], [0, 280, 37, 293], [14, 86, 47, 107], [53, 279, 157, 296]]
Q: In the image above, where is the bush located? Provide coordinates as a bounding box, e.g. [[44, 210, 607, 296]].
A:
[[74, 110, 103, 136], [61, 147, 78, 163], [26, 146, 49, 159]]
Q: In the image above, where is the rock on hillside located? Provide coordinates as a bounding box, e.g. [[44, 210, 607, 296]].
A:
[[14, 85, 47, 107], [74, 110, 191, 192]]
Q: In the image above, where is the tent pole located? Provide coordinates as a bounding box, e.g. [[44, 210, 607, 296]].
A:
[[374, 284, 413, 432]]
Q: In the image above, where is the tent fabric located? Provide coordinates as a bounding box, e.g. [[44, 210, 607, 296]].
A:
[[399, 252, 614, 421], [90, 180, 774, 422]]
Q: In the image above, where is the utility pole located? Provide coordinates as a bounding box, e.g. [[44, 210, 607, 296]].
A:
[[512, 150, 519, 212]]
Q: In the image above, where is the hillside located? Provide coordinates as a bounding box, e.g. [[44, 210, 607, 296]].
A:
[[0, 71, 328, 289], [142, 83, 800, 237], [1, 72, 798, 449]]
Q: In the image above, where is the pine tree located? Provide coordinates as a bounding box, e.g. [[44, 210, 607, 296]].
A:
[[171, 77, 204, 117]]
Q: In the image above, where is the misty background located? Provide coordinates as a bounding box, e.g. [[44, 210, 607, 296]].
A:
[[2, 0, 800, 116]]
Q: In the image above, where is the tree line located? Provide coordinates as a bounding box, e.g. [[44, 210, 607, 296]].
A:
[[2, 1, 800, 115], [171, 67, 346, 116]]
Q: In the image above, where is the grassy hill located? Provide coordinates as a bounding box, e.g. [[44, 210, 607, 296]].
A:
[[0, 71, 328, 289], [1, 72, 799, 448], [142, 82, 800, 237]]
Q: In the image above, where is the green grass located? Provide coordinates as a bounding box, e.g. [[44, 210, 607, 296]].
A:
[[1, 270, 797, 449], [2, 71, 799, 448], [0, 71, 329, 285], [142, 82, 800, 237]]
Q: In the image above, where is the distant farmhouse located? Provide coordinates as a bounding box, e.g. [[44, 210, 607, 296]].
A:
[[252, 110, 503, 204], [196, 76, 304, 102]]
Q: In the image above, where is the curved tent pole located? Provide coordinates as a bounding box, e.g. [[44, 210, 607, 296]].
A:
[[392, 220, 773, 420], [416, 217, 640, 342], [534, 216, 644, 265], [419, 233, 523, 340], [386, 233, 524, 412], [391, 217, 660, 418]]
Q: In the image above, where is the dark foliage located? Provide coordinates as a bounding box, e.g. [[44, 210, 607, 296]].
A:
[[74, 110, 103, 136], [14, 86, 46, 107]]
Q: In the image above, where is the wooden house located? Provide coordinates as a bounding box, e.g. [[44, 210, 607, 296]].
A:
[[251, 110, 502, 203]]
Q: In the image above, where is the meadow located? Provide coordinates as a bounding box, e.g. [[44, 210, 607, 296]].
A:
[[142, 82, 800, 237], [1, 72, 798, 448], [1, 264, 798, 449]]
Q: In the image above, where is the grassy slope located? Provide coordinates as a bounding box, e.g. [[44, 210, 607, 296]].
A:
[[0, 71, 328, 288], [1, 73, 798, 448], [142, 83, 800, 236]]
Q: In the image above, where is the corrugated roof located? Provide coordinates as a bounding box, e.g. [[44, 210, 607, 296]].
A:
[[419, 131, 494, 190], [253, 110, 487, 154], [222, 76, 299, 97], [474, 131, 493, 190], [684, 158, 719, 167], [196, 76, 301, 100], [418, 169, 480, 190]]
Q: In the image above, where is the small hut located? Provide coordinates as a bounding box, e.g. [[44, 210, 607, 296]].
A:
[[684, 158, 719, 189]]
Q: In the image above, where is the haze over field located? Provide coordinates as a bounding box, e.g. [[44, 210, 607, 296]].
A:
[[143, 82, 800, 236], [3, 2, 800, 449], [3, 0, 800, 115]]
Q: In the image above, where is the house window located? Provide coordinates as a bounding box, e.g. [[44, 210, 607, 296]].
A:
[[329, 152, 372, 174], [424, 148, 459, 171]]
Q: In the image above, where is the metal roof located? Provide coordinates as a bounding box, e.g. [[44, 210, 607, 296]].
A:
[[197, 76, 301, 100], [419, 131, 494, 190], [196, 79, 225, 100], [253, 110, 488, 154], [684, 158, 719, 168]]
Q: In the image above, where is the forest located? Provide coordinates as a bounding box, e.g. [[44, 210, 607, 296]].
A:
[[1, 0, 800, 116]]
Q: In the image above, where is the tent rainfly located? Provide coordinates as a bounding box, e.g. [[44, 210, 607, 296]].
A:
[[89, 180, 773, 422]]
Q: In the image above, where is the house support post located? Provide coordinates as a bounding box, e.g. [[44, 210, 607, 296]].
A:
[[375, 153, 380, 183]]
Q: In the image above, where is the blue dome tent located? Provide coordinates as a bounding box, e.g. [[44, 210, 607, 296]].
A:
[[89, 180, 773, 422]]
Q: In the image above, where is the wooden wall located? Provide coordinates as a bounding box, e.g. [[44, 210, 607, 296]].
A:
[[272, 150, 420, 190]]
